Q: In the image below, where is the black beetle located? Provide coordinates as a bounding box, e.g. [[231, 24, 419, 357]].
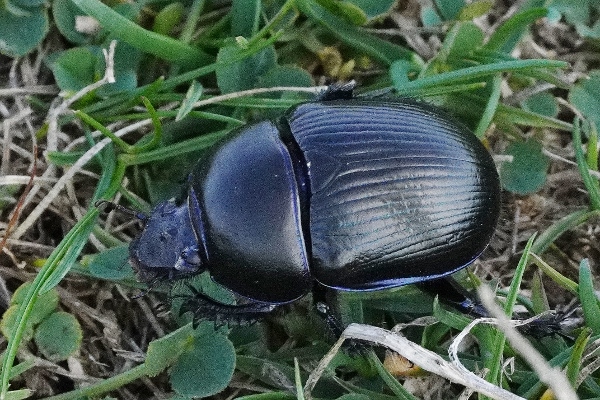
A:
[[124, 86, 501, 322]]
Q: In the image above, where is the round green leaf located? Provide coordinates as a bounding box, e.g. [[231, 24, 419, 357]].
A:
[[216, 44, 277, 93], [11, 282, 59, 325], [1, 282, 59, 341], [569, 70, 600, 133], [48, 47, 97, 93], [1, 305, 34, 342], [145, 324, 196, 376], [435, 0, 465, 20], [390, 59, 417, 90], [500, 140, 549, 194], [421, 6, 442, 27], [87, 245, 134, 281], [444, 22, 484, 60], [521, 92, 559, 118], [170, 324, 235, 397], [96, 41, 141, 96], [34, 311, 82, 362], [231, 0, 260, 37], [0, 5, 49, 57], [258, 65, 313, 90], [52, 0, 92, 44]]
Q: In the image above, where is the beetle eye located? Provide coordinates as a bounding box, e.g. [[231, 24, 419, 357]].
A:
[[174, 246, 202, 273]]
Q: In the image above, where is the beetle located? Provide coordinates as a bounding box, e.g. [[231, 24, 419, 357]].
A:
[[120, 85, 501, 324]]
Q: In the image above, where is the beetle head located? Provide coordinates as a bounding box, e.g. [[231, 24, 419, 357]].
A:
[[129, 199, 204, 284]]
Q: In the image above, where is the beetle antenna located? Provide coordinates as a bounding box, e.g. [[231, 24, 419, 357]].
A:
[[95, 200, 148, 222]]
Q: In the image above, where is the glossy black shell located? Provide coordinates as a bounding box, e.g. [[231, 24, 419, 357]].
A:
[[130, 98, 500, 305]]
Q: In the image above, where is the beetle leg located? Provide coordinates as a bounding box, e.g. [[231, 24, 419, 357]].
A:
[[419, 279, 585, 338], [314, 302, 344, 338], [176, 283, 277, 328], [311, 285, 371, 355], [311, 284, 343, 337], [314, 301, 371, 356], [416, 277, 488, 317], [317, 81, 356, 101]]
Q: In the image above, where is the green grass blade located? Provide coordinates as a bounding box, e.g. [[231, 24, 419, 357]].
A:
[[474, 74, 502, 138], [572, 117, 600, 209], [531, 209, 600, 255], [119, 129, 229, 166], [0, 210, 99, 398], [484, 8, 548, 53], [579, 259, 600, 335], [296, 0, 423, 67], [70, 0, 213, 68], [396, 59, 568, 93], [486, 234, 535, 385]]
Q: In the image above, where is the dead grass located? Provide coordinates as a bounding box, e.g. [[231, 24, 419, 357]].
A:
[[0, 1, 596, 398]]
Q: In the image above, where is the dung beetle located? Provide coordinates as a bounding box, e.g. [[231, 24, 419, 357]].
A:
[[119, 85, 500, 323]]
